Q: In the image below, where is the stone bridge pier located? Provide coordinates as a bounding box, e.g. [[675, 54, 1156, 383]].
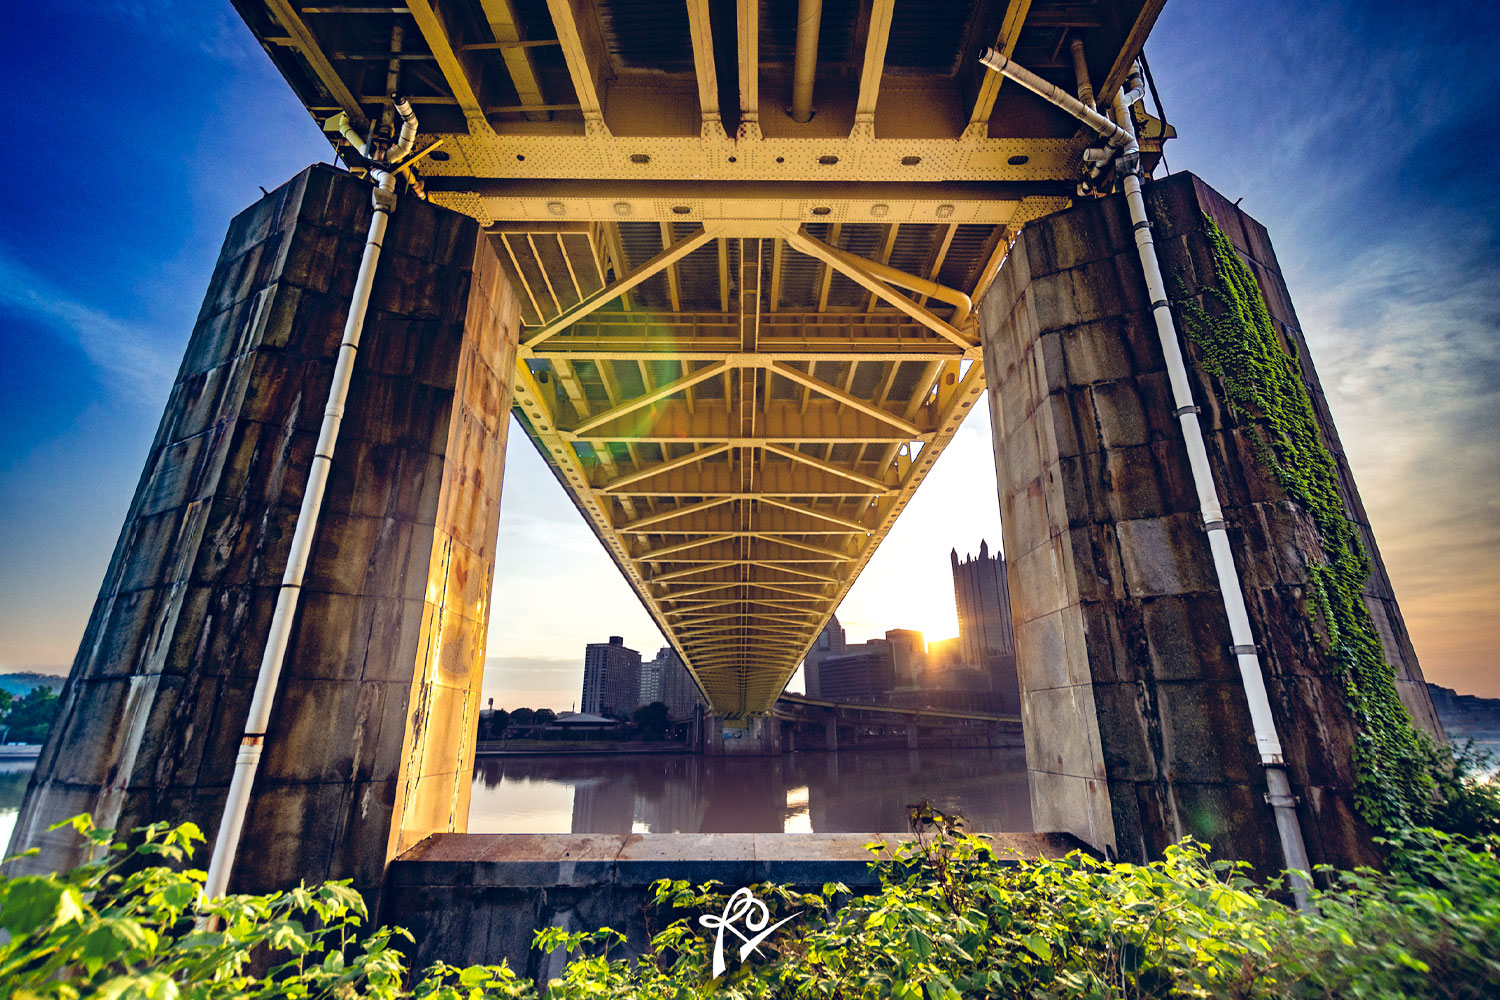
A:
[[7, 165, 521, 905], [7, 165, 1443, 904], [982, 172, 1441, 871]]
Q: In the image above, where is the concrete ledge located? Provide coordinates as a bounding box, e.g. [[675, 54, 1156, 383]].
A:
[[390, 831, 1088, 889], [384, 832, 1087, 975]]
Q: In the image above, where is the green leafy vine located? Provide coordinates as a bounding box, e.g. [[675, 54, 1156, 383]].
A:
[[1174, 214, 1436, 830]]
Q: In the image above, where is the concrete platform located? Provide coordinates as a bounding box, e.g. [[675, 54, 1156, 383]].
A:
[[383, 831, 1087, 977]]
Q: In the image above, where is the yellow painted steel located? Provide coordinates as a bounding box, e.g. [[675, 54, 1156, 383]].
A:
[[233, 0, 1168, 715]]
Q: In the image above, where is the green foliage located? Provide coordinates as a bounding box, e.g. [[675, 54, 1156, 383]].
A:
[[0, 815, 528, 1000], [5, 815, 1497, 999], [1291, 828, 1500, 999], [1174, 214, 1437, 830], [532, 818, 1500, 999], [1430, 741, 1500, 840], [1, 686, 60, 745]]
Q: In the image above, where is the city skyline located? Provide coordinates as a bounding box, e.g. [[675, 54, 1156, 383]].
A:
[[2, 2, 1497, 710]]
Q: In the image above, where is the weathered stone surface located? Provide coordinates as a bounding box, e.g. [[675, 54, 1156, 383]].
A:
[[980, 171, 1442, 873], [8, 165, 522, 908]]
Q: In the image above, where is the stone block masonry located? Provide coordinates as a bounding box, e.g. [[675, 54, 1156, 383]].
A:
[[8, 164, 522, 907], [980, 171, 1442, 874]]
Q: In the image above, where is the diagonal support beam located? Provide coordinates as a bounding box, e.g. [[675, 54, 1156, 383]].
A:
[[546, 0, 605, 121], [853, 0, 896, 130], [600, 442, 732, 492], [637, 533, 738, 560], [265, 0, 365, 122], [571, 362, 730, 435], [757, 496, 872, 533], [751, 532, 852, 559], [768, 362, 923, 437], [968, 0, 1033, 130], [685, 0, 722, 133], [480, 0, 548, 120], [736, 0, 759, 130], [783, 229, 974, 348], [617, 496, 735, 533], [526, 227, 717, 346], [406, 0, 490, 130], [762, 442, 895, 493], [651, 560, 740, 583]]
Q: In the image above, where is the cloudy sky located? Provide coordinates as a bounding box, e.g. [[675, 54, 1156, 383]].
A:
[[1, 2, 1495, 710]]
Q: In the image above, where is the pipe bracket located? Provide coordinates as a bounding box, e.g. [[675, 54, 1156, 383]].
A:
[[1265, 792, 1300, 808], [1150, 297, 1170, 311], [1173, 404, 1200, 417], [1203, 519, 1228, 533], [1231, 644, 1258, 656]]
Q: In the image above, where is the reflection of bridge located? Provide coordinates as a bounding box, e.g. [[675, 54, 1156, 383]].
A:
[[771, 693, 1019, 752], [695, 691, 1021, 755]]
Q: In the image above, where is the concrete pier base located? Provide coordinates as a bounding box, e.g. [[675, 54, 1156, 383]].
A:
[[385, 831, 1086, 978], [703, 714, 782, 755], [8, 165, 522, 902], [980, 171, 1441, 872]]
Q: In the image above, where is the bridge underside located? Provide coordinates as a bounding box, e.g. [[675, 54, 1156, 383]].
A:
[[231, 0, 1168, 714]]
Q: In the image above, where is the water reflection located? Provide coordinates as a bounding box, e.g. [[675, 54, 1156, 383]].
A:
[[469, 748, 1031, 834], [0, 762, 35, 851]]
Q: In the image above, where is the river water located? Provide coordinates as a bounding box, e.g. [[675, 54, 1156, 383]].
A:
[[7, 741, 1500, 848], [0, 748, 1031, 851], [469, 747, 1033, 834]]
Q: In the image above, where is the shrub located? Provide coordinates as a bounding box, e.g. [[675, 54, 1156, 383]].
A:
[[0, 816, 527, 1000], [2, 814, 1497, 999]]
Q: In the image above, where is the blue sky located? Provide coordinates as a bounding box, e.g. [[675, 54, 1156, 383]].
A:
[[1, 1, 1495, 705]]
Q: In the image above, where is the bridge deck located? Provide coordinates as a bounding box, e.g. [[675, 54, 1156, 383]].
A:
[[232, 0, 1168, 713]]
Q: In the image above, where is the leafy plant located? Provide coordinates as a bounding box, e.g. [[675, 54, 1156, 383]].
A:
[[0, 686, 59, 745], [1171, 210, 1438, 831], [0, 815, 528, 1000], [3, 813, 1497, 999]]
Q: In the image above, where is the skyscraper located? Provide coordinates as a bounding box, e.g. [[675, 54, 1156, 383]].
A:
[[650, 645, 706, 720], [817, 639, 897, 703], [951, 541, 1021, 713], [581, 636, 641, 718], [884, 628, 927, 687], [639, 649, 664, 705], [802, 613, 847, 697]]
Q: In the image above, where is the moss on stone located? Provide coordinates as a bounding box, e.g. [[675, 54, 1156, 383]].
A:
[[1176, 214, 1436, 830]]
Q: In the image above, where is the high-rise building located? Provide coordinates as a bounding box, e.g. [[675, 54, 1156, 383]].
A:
[[951, 541, 1021, 713], [817, 639, 897, 702], [884, 628, 927, 687], [802, 614, 847, 697], [639, 649, 664, 705], [581, 636, 641, 718], [650, 646, 706, 720]]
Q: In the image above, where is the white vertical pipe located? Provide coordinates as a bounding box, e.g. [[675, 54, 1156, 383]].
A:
[[977, 47, 1312, 907], [790, 0, 823, 123], [202, 168, 398, 902]]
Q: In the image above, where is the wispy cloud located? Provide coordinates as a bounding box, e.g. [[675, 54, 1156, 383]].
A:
[[0, 251, 178, 408], [1152, 0, 1500, 694]]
